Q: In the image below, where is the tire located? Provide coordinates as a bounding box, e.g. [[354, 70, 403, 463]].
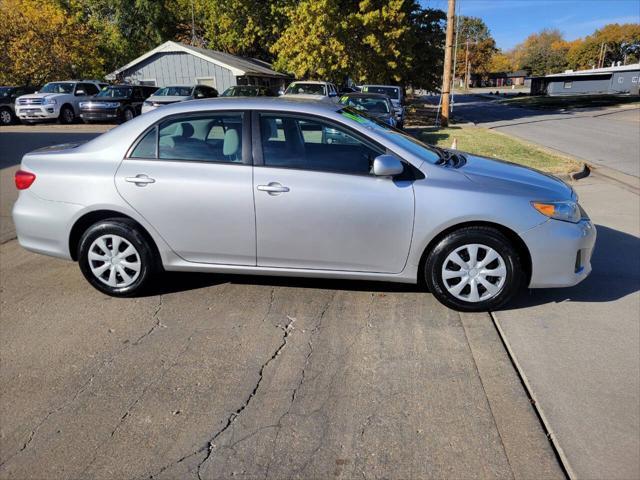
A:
[[122, 108, 135, 123], [58, 105, 75, 124], [424, 226, 524, 312], [0, 108, 14, 125], [78, 218, 155, 297]]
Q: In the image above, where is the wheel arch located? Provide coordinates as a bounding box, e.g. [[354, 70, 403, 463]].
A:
[[60, 102, 76, 115], [68, 209, 162, 269], [417, 220, 532, 285]]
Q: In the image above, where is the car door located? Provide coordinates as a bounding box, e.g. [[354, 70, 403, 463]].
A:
[[115, 111, 256, 265], [252, 112, 414, 273]]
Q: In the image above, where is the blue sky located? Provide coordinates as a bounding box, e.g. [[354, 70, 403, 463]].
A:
[[423, 0, 640, 50]]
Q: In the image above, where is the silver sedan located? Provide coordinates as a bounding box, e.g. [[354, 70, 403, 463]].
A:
[[12, 98, 596, 311]]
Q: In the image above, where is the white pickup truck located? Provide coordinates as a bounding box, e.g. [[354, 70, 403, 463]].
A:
[[15, 80, 105, 124]]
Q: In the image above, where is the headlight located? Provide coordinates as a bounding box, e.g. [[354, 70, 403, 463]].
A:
[[143, 101, 153, 106], [104, 102, 120, 108], [531, 200, 582, 223], [43, 97, 57, 105], [79, 102, 90, 108]]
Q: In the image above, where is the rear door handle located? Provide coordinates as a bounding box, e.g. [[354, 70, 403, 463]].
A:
[[125, 174, 155, 186], [257, 183, 290, 195]]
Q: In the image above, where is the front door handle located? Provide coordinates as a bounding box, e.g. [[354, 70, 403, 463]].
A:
[[125, 174, 156, 186], [257, 182, 290, 195]]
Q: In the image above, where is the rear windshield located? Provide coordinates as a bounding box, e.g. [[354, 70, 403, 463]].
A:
[[40, 82, 75, 94], [154, 86, 192, 97], [222, 86, 260, 97], [339, 107, 440, 164], [340, 96, 390, 114], [285, 83, 327, 96], [362, 86, 400, 99], [97, 87, 132, 98]]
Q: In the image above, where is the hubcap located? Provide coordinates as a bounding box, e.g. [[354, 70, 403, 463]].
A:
[[441, 244, 507, 303], [64, 109, 73, 122], [88, 234, 141, 288], [1, 110, 11, 124]]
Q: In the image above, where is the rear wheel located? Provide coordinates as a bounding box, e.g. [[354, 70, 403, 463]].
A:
[[0, 108, 13, 125], [78, 219, 155, 296], [424, 226, 524, 312]]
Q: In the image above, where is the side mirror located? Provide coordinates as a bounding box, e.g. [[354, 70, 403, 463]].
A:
[[75, 90, 86, 96], [373, 154, 404, 177]]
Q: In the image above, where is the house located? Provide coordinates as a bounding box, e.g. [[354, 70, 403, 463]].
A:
[[106, 41, 290, 93], [529, 64, 640, 96], [486, 70, 528, 87]]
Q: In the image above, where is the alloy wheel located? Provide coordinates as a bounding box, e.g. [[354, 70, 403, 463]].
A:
[[441, 243, 507, 303], [88, 234, 141, 288], [0, 110, 12, 125]]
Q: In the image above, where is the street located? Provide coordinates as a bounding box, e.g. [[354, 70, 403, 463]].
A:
[[447, 94, 640, 177], [1, 119, 639, 479], [0, 125, 561, 479]]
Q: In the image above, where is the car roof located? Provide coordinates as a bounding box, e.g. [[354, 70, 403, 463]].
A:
[[155, 96, 341, 115], [361, 84, 401, 89], [289, 80, 332, 85]]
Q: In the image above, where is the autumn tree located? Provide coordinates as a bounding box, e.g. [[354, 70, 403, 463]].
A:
[[489, 52, 515, 73], [511, 29, 571, 75], [567, 23, 640, 70], [0, 0, 104, 85], [454, 16, 497, 84]]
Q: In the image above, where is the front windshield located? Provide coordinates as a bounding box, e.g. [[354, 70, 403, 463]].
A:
[[285, 83, 327, 96], [97, 87, 132, 98], [40, 82, 74, 94], [0, 87, 13, 97], [222, 86, 259, 97], [339, 107, 440, 164], [154, 86, 192, 97], [340, 96, 390, 114], [362, 86, 400, 100]]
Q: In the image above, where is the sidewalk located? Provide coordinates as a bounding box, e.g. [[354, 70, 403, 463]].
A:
[[494, 172, 640, 479]]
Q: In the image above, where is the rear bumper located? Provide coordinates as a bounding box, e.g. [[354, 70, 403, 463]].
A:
[[12, 191, 82, 260], [522, 218, 597, 288]]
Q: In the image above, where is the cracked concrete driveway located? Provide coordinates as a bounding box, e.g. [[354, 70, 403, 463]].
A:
[[0, 125, 563, 479]]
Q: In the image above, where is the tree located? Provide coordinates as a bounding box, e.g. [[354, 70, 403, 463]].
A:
[[404, 6, 446, 90], [567, 23, 640, 69], [0, 0, 104, 85], [454, 16, 497, 82], [489, 52, 515, 73], [511, 29, 570, 75]]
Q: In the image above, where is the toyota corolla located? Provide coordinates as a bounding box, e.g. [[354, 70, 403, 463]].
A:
[[12, 98, 596, 311]]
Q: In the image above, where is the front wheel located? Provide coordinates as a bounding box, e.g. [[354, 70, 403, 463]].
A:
[[59, 105, 75, 124], [78, 219, 155, 296], [424, 226, 524, 312]]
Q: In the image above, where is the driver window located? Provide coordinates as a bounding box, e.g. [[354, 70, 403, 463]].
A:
[[259, 114, 383, 174]]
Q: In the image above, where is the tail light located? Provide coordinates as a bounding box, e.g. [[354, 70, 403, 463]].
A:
[[15, 170, 36, 190]]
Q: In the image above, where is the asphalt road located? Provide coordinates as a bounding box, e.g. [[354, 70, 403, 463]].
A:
[[0, 125, 561, 478], [447, 95, 640, 177]]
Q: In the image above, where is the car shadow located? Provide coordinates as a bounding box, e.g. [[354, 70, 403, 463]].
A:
[[150, 225, 638, 309], [498, 224, 640, 310]]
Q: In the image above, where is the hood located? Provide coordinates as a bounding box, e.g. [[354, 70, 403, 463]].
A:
[[86, 97, 129, 103], [458, 153, 574, 201], [147, 95, 190, 104], [18, 93, 64, 100]]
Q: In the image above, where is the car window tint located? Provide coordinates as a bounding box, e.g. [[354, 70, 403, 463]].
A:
[[130, 127, 157, 159], [157, 113, 244, 163], [83, 83, 99, 95], [259, 114, 383, 174]]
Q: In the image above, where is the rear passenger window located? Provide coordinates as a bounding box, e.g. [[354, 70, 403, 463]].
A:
[[157, 113, 244, 163], [130, 127, 157, 158]]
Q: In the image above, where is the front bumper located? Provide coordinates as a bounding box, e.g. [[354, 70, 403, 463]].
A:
[[522, 218, 596, 288], [80, 108, 121, 121], [15, 105, 60, 120]]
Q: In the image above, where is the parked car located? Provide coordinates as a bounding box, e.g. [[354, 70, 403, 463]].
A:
[[283, 81, 339, 102], [338, 92, 397, 127], [221, 85, 276, 97], [141, 85, 218, 114], [79, 85, 158, 124], [14, 81, 103, 124], [360, 85, 405, 127], [0, 85, 38, 125], [12, 98, 596, 312]]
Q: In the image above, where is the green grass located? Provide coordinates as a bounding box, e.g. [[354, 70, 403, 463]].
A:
[[499, 94, 639, 110], [416, 126, 582, 175]]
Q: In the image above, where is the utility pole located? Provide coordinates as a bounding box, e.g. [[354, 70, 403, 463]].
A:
[[440, 0, 456, 127], [191, 0, 196, 45], [464, 39, 470, 89]]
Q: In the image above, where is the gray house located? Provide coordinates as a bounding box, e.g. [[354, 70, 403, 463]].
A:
[[530, 64, 640, 96], [106, 41, 290, 93]]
